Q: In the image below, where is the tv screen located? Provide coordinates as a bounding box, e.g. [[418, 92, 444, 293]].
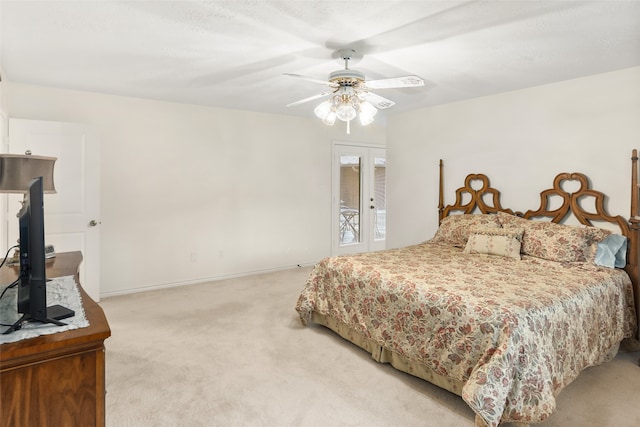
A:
[[3, 177, 74, 334], [17, 176, 47, 319]]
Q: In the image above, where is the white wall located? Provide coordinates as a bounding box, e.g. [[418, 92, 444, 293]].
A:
[[2, 82, 385, 295], [386, 66, 640, 249], [6, 66, 639, 295]]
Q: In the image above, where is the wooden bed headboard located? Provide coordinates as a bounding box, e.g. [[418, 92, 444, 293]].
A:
[[438, 150, 640, 341]]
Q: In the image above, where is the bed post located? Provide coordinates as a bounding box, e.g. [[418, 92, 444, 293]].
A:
[[629, 149, 640, 343], [439, 159, 444, 224]]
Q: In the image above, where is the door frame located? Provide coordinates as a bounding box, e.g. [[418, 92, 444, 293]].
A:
[[331, 141, 386, 256], [5, 118, 101, 301]]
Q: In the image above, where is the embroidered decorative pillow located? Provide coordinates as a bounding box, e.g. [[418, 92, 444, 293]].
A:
[[497, 212, 609, 263], [431, 214, 502, 247], [463, 226, 524, 259]]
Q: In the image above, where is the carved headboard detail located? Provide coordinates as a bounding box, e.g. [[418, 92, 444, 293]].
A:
[[438, 160, 513, 222], [522, 172, 630, 235], [438, 151, 640, 343]]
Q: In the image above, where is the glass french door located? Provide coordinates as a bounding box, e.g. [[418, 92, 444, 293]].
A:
[[332, 143, 386, 255]]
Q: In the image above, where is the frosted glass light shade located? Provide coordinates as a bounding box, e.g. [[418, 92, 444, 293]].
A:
[[336, 103, 356, 122], [314, 100, 332, 119], [323, 111, 337, 125], [358, 101, 377, 126]]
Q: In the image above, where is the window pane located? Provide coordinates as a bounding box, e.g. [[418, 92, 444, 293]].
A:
[[339, 155, 361, 244], [374, 156, 386, 240]]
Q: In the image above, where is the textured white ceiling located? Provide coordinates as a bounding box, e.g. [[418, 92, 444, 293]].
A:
[[1, 1, 639, 119]]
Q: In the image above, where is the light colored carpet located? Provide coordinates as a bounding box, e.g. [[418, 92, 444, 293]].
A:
[[100, 266, 640, 426]]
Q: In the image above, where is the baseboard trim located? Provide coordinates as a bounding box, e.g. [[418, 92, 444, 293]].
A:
[[99, 262, 317, 299]]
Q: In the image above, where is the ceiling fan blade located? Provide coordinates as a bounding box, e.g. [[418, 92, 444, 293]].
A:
[[365, 92, 396, 109], [286, 92, 331, 107], [283, 73, 332, 86], [366, 75, 425, 89]]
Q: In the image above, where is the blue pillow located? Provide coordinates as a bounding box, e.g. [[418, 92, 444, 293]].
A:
[[594, 234, 627, 268]]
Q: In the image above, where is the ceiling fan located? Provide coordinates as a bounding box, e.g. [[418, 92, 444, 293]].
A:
[[284, 49, 424, 133]]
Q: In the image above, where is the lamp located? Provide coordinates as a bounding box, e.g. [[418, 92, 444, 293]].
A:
[[0, 151, 57, 195], [0, 151, 57, 265]]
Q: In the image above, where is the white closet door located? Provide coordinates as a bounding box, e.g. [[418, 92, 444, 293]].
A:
[[6, 118, 101, 301]]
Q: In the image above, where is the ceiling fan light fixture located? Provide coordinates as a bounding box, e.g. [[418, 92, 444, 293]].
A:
[[323, 111, 337, 126], [336, 103, 356, 122], [358, 101, 377, 126], [314, 100, 332, 120], [286, 48, 423, 133]]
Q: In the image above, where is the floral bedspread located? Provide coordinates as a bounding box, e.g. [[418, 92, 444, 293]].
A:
[[295, 242, 637, 426]]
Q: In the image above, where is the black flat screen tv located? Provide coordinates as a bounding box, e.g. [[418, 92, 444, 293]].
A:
[[3, 176, 74, 334]]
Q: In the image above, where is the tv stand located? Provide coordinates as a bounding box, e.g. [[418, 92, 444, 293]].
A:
[[2, 302, 75, 334], [0, 252, 110, 427]]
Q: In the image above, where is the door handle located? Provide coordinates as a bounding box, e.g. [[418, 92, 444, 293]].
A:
[[88, 220, 100, 227], [370, 205, 375, 209]]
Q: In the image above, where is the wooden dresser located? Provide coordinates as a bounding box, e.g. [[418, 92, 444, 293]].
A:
[[0, 251, 111, 427]]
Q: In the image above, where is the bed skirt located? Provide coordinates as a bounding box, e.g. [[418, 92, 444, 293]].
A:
[[310, 311, 555, 427], [311, 311, 465, 394]]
